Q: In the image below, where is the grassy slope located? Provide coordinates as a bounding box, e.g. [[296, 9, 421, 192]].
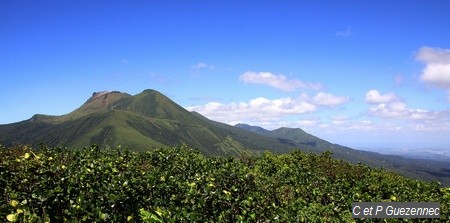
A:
[[0, 90, 269, 156], [190, 112, 294, 154]]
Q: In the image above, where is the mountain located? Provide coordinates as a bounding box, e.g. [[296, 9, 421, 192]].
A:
[[0, 90, 293, 156], [1, 89, 449, 185], [234, 123, 270, 134], [235, 124, 450, 186]]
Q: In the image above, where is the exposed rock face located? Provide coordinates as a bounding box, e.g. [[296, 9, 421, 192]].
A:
[[86, 91, 125, 103], [88, 91, 110, 102], [85, 91, 129, 109]]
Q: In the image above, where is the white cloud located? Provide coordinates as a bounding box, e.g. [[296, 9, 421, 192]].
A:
[[365, 89, 440, 120], [313, 92, 348, 106], [192, 62, 215, 70], [421, 63, 450, 88], [365, 89, 398, 104], [335, 27, 351, 37], [186, 91, 349, 128], [186, 96, 316, 125], [239, 71, 322, 91], [368, 103, 443, 120], [368, 102, 408, 118], [416, 47, 450, 64], [416, 47, 450, 99], [120, 59, 129, 64]]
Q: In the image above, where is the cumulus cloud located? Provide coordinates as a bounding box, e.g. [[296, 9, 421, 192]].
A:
[[365, 89, 439, 120], [313, 92, 348, 106], [368, 102, 408, 118], [186, 96, 317, 125], [416, 47, 450, 64], [416, 47, 450, 99], [186, 91, 348, 127], [365, 89, 398, 104], [239, 71, 322, 91], [368, 102, 442, 120]]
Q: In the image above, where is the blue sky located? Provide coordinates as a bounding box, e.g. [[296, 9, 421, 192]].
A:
[[1, 1, 450, 152]]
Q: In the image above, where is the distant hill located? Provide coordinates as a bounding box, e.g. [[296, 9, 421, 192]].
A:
[[234, 123, 270, 134], [0, 89, 448, 186], [235, 124, 450, 186]]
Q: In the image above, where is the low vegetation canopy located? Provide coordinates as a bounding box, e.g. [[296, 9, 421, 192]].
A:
[[1, 145, 448, 222]]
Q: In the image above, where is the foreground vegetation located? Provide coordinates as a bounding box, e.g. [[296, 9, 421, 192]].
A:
[[1, 145, 448, 222]]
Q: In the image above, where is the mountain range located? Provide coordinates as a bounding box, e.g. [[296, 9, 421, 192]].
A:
[[1, 89, 449, 186]]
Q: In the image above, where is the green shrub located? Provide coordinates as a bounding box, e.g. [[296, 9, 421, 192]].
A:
[[1, 145, 448, 222]]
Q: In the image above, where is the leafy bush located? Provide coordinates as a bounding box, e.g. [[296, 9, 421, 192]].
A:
[[1, 145, 448, 222]]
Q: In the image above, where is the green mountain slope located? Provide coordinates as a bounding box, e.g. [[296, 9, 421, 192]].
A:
[[234, 123, 270, 134], [0, 90, 289, 156], [191, 112, 293, 154]]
